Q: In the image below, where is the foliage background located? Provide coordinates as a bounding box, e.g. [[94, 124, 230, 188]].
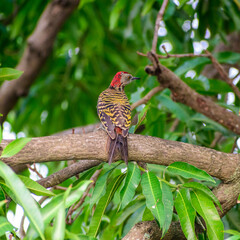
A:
[[0, 0, 240, 239]]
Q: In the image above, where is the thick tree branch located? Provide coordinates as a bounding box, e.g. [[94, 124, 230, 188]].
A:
[[123, 220, 201, 240], [0, 0, 80, 124], [145, 51, 240, 135], [37, 160, 101, 188], [1, 133, 239, 238], [1, 131, 239, 183]]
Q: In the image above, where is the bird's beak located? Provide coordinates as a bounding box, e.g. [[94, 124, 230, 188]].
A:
[[131, 77, 141, 80]]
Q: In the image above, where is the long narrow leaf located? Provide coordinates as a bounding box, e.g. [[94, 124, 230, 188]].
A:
[[175, 189, 197, 240], [0, 68, 23, 81], [90, 170, 110, 209], [142, 206, 154, 221], [0, 161, 45, 239], [52, 203, 65, 240], [0, 125, 2, 143], [190, 190, 224, 240], [120, 162, 141, 210], [0, 216, 14, 236], [141, 171, 164, 228], [160, 180, 173, 236], [41, 180, 91, 224], [116, 200, 145, 225], [167, 162, 215, 183], [183, 182, 222, 211], [88, 174, 124, 237], [1, 138, 31, 158], [26, 180, 91, 238], [0, 187, 6, 215], [122, 204, 145, 237], [18, 175, 55, 196], [52, 185, 71, 240]]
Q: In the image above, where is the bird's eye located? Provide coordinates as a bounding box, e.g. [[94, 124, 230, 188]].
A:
[[128, 76, 131, 79]]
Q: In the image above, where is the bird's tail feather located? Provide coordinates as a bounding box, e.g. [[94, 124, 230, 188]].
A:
[[108, 134, 128, 165]]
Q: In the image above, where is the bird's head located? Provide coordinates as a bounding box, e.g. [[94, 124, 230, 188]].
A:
[[110, 71, 140, 90]]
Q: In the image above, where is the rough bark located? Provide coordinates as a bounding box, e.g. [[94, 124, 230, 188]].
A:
[[123, 220, 201, 240], [1, 131, 239, 183], [37, 160, 101, 188], [145, 52, 240, 135], [0, 0, 80, 124]]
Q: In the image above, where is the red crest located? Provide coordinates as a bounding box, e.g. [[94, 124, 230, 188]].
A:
[[110, 71, 129, 87]]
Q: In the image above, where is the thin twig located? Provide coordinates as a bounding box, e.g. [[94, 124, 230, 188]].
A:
[[54, 186, 68, 191], [27, 163, 43, 179], [205, 50, 240, 99], [210, 132, 222, 148], [232, 71, 240, 81], [66, 169, 102, 224], [151, 0, 169, 53], [231, 137, 238, 153], [170, 119, 180, 132], [131, 86, 163, 110], [137, 51, 209, 59], [19, 215, 26, 238], [38, 196, 49, 205]]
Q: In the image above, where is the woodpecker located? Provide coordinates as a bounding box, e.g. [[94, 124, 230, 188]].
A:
[[97, 71, 140, 164]]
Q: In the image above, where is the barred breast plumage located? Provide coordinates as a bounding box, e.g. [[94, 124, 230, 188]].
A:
[[97, 71, 140, 165], [97, 88, 131, 139]]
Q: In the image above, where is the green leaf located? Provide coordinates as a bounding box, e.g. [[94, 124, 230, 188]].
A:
[[183, 182, 222, 211], [157, 93, 190, 122], [0, 161, 45, 239], [167, 162, 215, 183], [0, 181, 18, 203], [0, 216, 14, 237], [141, 0, 155, 16], [90, 168, 113, 209], [18, 175, 55, 196], [160, 180, 173, 236], [52, 185, 72, 240], [1, 138, 31, 158], [142, 206, 154, 221], [174, 58, 210, 76], [224, 230, 240, 236], [189, 114, 231, 136], [133, 104, 150, 133], [120, 162, 141, 210], [0, 200, 7, 209], [214, 51, 240, 64], [225, 236, 240, 240], [116, 200, 145, 225], [141, 171, 164, 228], [41, 180, 91, 224], [52, 205, 65, 240], [88, 174, 124, 237], [0, 125, 2, 143], [122, 204, 145, 237], [175, 189, 197, 240], [27, 180, 91, 239], [0, 194, 6, 221], [109, 0, 128, 30], [190, 190, 224, 240], [78, 0, 95, 9], [0, 68, 23, 81]]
